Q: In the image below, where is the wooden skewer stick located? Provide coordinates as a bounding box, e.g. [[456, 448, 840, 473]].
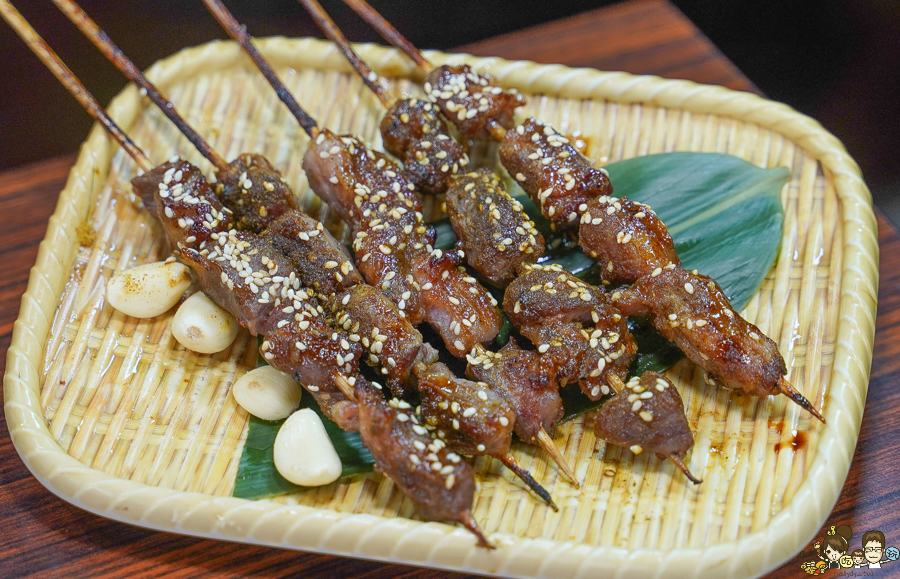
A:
[[200, 0, 320, 138], [608, 373, 626, 395], [50, 0, 228, 173], [457, 511, 494, 550], [668, 454, 701, 485], [341, 0, 431, 73], [535, 429, 579, 488], [296, 0, 393, 108], [0, 0, 151, 172], [778, 376, 826, 423], [332, 374, 358, 402], [471, 345, 579, 487], [498, 454, 558, 511]]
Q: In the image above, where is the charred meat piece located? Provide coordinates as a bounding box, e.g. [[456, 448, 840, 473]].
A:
[[444, 169, 544, 287], [263, 210, 363, 296], [578, 196, 679, 284], [414, 361, 557, 509], [613, 266, 787, 397], [466, 339, 562, 444], [179, 229, 309, 337], [380, 97, 468, 195], [503, 264, 635, 400], [524, 320, 634, 401], [592, 372, 699, 483], [302, 129, 422, 232], [425, 64, 525, 141], [415, 362, 514, 457], [499, 118, 611, 231], [332, 284, 435, 397], [504, 262, 599, 326], [263, 318, 362, 432], [216, 153, 297, 233], [351, 211, 431, 324], [354, 379, 491, 547], [131, 159, 232, 249], [413, 250, 503, 357]]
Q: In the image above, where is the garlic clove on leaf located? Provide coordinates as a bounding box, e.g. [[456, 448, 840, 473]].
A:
[[273, 408, 342, 486]]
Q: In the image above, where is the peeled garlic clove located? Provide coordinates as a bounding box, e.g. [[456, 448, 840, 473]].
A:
[[172, 292, 239, 354], [232, 366, 302, 421], [106, 260, 191, 318], [273, 408, 342, 487]]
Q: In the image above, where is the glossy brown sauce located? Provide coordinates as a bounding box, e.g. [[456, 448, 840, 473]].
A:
[[774, 430, 808, 453]]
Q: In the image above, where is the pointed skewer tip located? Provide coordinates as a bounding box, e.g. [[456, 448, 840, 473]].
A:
[[777, 377, 826, 423], [668, 454, 702, 485], [498, 454, 558, 511], [458, 511, 494, 549], [535, 429, 579, 488]]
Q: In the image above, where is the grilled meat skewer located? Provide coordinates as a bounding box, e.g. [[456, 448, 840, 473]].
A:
[[298, 0, 468, 196], [8, 1, 495, 546], [355, 379, 493, 548], [203, 0, 504, 359], [293, 3, 578, 483], [298, 0, 543, 287], [336, 0, 824, 421], [613, 267, 825, 422], [54, 0, 441, 399]]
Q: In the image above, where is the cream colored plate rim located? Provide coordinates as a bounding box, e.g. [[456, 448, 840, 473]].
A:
[[3, 37, 878, 579]]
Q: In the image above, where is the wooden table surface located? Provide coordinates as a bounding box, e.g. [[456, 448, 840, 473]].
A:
[[1, 1, 896, 577]]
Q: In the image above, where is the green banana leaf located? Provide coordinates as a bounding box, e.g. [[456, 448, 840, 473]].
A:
[[234, 152, 789, 499]]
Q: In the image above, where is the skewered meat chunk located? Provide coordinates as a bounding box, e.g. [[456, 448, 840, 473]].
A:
[[131, 159, 232, 249], [466, 339, 562, 444], [354, 379, 490, 547], [504, 262, 599, 326], [425, 64, 525, 141], [178, 230, 306, 337], [303, 129, 422, 231], [415, 362, 514, 457], [304, 128, 432, 319], [263, 210, 363, 296], [263, 318, 362, 432], [444, 169, 544, 287], [499, 118, 611, 231], [332, 284, 435, 397], [414, 252, 503, 357], [414, 361, 557, 508], [613, 266, 786, 397], [592, 372, 699, 483], [216, 153, 297, 233], [504, 263, 635, 400], [578, 196, 679, 284], [380, 97, 468, 195], [351, 212, 430, 324]]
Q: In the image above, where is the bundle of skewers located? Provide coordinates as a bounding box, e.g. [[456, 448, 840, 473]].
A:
[[1, 0, 824, 550]]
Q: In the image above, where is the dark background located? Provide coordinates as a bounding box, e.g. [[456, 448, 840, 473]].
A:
[[1, 0, 898, 222]]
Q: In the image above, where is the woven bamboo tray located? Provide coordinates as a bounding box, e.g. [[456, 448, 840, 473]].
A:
[[3, 38, 878, 579]]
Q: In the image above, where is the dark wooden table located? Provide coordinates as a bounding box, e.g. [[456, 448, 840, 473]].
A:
[[1, 1, 896, 577]]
